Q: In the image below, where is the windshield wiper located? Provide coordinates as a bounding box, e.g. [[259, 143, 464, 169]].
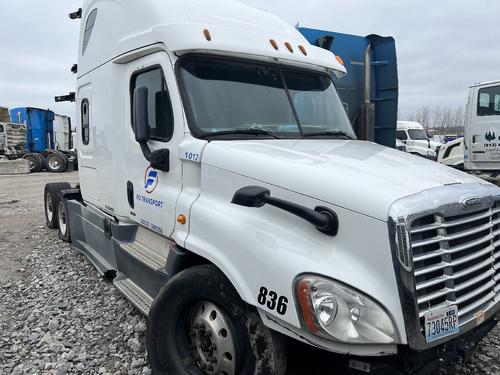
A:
[[302, 130, 354, 139], [201, 128, 281, 139]]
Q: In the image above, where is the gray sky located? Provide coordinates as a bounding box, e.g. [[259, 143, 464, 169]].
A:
[[0, 0, 499, 123]]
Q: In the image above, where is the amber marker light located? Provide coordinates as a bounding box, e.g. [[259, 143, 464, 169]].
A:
[[298, 45, 307, 56], [284, 42, 294, 53], [177, 214, 187, 225], [203, 29, 212, 41], [270, 39, 279, 50], [336, 55, 345, 66], [296, 279, 319, 334]]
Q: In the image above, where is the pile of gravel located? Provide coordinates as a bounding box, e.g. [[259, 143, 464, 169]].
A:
[[0, 227, 151, 375]]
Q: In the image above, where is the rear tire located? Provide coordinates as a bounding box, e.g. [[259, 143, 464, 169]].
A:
[[44, 182, 71, 229], [45, 153, 68, 173], [57, 196, 70, 242], [23, 153, 43, 173], [147, 265, 287, 375]]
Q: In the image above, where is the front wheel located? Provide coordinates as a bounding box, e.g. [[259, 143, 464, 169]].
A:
[[147, 265, 287, 375]]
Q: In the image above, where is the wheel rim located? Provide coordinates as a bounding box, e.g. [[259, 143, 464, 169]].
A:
[[58, 200, 67, 234], [27, 157, 35, 169], [49, 157, 61, 169], [188, 301, 236, 375], [45, 193, 53, 222]]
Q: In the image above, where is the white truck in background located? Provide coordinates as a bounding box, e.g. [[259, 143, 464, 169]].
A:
[[0, 106, 26, 159], [44, 1, 500, 374], [396, 121, 442, 160], [440, 81, 500, 183]]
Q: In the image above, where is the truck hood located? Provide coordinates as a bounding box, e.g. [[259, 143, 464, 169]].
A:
[[202, 140, 485, 221]]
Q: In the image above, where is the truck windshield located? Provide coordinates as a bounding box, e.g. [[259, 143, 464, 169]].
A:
[[178, 56, 355, 139], [408, 129, 428, 140]]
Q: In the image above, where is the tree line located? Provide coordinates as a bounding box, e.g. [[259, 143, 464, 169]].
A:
[[400, 105, 465, 135]]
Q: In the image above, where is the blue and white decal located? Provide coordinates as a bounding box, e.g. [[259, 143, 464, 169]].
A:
[[144, 166, 159, 194]]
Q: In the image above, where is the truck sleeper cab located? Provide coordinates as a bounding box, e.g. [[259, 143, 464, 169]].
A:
[[45, 1, 500, 374]]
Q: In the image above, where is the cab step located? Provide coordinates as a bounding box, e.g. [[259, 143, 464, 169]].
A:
[[120, 241, 168, 271], [114, 274, 153, 315]]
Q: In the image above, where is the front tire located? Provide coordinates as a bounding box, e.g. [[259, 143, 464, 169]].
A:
[[147, 265, 287, 375]]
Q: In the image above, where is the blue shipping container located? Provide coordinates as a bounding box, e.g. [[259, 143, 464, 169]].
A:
[[10, 107, 55, 153]]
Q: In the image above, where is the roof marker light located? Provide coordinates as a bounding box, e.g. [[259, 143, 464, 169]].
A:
[[203, 29, 212, 41], [284, 42, 294, 53], [299, 45, 307, 56], [336, 55, 345, 66], [270, 39, 279, 50]]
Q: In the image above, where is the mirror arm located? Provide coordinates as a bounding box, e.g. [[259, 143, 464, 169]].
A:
[[232, 186, 339, 236]]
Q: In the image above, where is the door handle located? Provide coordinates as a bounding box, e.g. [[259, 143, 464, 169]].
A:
[[127, 181, 134, 209]]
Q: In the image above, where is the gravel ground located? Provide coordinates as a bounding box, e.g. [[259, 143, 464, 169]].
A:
[[0, 171, 499, 374]]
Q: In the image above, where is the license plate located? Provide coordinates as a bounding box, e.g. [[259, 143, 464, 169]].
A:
[[424, 305, 459, 343]]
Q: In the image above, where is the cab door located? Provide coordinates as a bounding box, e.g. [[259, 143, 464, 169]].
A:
[[124, 52, 183, 238], [469, 84, 500, 165]]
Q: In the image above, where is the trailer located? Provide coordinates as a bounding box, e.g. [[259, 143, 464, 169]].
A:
[[45, 1, 500, 374]]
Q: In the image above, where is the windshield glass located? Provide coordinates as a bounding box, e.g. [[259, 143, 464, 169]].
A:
[[178, 56, 355, 139], [408, 129, 428, 140]]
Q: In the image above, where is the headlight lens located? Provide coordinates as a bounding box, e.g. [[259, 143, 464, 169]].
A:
[[296, 275, 397, 344], [426, 150, 435, 157]]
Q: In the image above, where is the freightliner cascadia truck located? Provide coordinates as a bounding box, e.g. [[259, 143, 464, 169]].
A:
[[45, 0, 500, 373]]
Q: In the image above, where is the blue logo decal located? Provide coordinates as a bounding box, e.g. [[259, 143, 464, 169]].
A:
[[144, 167, 159, 194]]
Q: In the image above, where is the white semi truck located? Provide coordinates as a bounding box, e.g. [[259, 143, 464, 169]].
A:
[[439, 81, 500, 180], [45, 1, 500, 374]]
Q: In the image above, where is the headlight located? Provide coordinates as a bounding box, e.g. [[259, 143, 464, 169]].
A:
[[426, 150, 436, 157], [295, 275, 397, 344]]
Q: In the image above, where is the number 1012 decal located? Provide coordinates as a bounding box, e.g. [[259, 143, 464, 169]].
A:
[[258, 286, 288, 315], [184, 152, 200, 161]]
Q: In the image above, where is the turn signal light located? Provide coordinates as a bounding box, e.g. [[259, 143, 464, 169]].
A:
[[296, 279, 319, 334], [177, 214, 187, 225], [335, 55, 345, 66]]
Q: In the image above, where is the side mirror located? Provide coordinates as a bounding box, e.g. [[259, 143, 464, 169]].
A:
[[133, 86, 150, 143], [232, 186, 271, 207]]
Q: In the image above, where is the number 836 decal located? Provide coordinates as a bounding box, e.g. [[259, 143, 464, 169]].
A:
[[257, 286, 288, 315]]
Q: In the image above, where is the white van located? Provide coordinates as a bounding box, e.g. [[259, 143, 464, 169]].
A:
[[397, 121, 442, 159], [44, 1, 500, 374]]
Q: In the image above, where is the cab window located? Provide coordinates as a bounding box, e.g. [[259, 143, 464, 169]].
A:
[[478, 86, 500, 116], [0, 124, 4, 133], [130, 67, 174, 142], [396, 130, 407, 140]]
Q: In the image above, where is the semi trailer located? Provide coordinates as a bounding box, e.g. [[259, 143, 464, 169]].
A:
[[45, 1, 500, 374]]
